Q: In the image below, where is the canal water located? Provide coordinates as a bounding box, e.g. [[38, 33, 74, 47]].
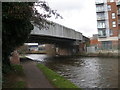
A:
[[25, 54, 118, 88]]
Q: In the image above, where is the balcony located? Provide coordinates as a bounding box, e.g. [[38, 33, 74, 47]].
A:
[[96, 9, 105, 13], [97, 26, 106, 29], [95, 2, 104, 5], [118, 10, 120, 15], [117, 1, 120, 6], [98, 29, 107, 38], [118, 20, 120, 25], [98, 36, 107, 38], [98, 34, 107, 38], [97, 17, 105, 21]]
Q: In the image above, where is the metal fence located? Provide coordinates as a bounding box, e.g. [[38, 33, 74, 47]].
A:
[[87, 42, 118, 53], [98, 43, 118, 51]]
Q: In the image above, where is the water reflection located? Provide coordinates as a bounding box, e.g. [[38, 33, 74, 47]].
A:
[[26, 54, 49, 61], [25, 54, 118, 88]]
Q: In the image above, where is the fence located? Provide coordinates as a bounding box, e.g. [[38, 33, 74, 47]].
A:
[[98, 42, 118, 51], [87, 43, 118, 53]]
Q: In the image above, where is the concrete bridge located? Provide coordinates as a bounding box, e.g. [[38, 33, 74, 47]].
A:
[[26, 22, 89, 56]]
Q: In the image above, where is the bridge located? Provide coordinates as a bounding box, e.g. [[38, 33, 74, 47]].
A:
[[26, 22, 89, 56]]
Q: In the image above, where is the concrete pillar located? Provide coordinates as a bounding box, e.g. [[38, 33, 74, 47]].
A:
[[56, 44, 72, 56], [45, 44, 56, 56]]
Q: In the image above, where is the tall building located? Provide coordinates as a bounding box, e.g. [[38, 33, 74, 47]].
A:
[[117, 0, 120, 52], [95, 0, 119, 51], [117, 0, 120, 37]]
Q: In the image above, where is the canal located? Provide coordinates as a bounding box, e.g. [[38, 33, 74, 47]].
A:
[[24, 54, 118, 88]]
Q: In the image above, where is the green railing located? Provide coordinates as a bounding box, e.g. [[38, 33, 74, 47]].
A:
[[98, 44, 118, 50]]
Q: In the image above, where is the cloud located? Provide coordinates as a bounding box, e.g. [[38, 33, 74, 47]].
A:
[[40, 0, 98, 37], [47, 0, 86, 11]]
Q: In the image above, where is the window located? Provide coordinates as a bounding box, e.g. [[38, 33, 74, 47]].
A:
[[112, 21, 116, 27], [102, 41, 112, 50], [96, 5, 104, 12], [112, 13, 115, 19], [95, 0, 104, 3], [98, 30, 106, 36], [118, 7, 120, 11], [97, 13, 105, 20], [109, 29, 113, 36], [107, 5, 111, 11], [118, 7, 120, 14], [97, 21, 105, 28], [110, 0, 114, 2], [95, 0, 103, 3], [98, 30, 102, 36]]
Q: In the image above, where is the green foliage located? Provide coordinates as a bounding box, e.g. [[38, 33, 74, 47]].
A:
[[13, 81, 25, 88], [37, 64, 79, 89], [2, 2, 34, 73], [17, 45, 29, 54], [2, 64, 25, 88], [11, 64, 24, 75], [2, 2, 62, 75], [2, 2, 62, 73]]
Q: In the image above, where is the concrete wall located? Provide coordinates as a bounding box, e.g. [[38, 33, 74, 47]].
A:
[[45, 44, 56, 56], [43, 44, 73, 56], [87, 46, 96, 53], [31, 23, 83, 41], [56, 47, 72, 56]]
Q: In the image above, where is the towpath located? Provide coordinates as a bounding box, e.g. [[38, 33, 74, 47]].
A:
[[21, 60, 54, 88]]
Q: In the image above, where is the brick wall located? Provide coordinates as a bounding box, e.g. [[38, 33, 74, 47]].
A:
[[10, 50, 20, 64], [90, 39, 99, 46]]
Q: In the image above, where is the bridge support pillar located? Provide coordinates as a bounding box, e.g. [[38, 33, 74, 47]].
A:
[[44, 44, 56, 56], [55, 44, 73, 56]]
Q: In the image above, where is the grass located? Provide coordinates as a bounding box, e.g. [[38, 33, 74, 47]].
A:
[[37, 64, 80, 89], [13, 81, 25, 88], [11, 64, 24, 75], [4, 80, 26, 88], [3, 64, 26, 88]]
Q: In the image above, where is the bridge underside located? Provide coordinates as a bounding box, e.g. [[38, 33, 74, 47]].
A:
[[26, 35, 81, 56], [26, 35, 81, 45]]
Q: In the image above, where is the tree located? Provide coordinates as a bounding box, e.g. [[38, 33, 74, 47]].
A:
[[2, 2, 62, 73]]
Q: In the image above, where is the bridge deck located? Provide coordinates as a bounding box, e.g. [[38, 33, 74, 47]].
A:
[[31, 23, 83, 41]]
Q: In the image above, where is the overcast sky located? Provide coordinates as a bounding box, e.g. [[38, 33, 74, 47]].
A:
[[38, 0, 98, 37]]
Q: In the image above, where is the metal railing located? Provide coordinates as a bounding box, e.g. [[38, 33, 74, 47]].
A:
[[96, 9, 105, 12], [95, 2, 104, 5], [98, 34, 106, 38], [117, 10, 120, 15], [118, 20, 120, 24], [117, 1, 120, 6], [97, 25, 106, 29], [97, 17, 105, 20], [98, 44, 118, 50]]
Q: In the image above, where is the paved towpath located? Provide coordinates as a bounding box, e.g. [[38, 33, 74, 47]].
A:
[[21, 60, 54, 88]]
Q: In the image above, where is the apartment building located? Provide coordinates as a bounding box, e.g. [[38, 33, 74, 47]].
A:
[[117, 1, 120, 37], [95, 0, 119, 51], [117, 1, 120, 52]]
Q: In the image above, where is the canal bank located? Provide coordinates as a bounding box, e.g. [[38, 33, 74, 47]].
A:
[[20, 57, 79, 88], [37, 64, 79, 88], [79, 52, 119, 58]]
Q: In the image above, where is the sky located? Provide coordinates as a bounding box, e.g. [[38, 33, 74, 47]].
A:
[[37, 0, 98, 37]]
